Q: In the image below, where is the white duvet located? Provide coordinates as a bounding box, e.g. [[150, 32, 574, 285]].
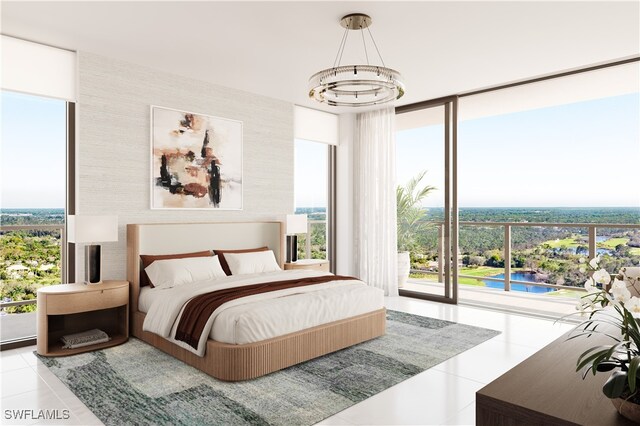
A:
[[142, 270, 384, 356]]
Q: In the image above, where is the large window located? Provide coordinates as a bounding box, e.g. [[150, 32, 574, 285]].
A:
[[396, 61, 640, 317], [294, 139, 330, 261], [1, 91, 68, 344]]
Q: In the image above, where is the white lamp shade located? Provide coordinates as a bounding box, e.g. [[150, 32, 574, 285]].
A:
[[68, 215, 118, 243], [286, 214, 308, 235]]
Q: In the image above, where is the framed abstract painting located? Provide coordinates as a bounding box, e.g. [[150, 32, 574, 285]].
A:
[[150, 106, 243, 210]]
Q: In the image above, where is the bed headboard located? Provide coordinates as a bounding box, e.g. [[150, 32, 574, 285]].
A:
[[127, 221, 284, 314]]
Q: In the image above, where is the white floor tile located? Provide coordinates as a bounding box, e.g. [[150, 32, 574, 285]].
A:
[[431, 338, 538, 384], [337, 369, 483, 425], [21, 350, 41, 367], [1, 367, 50, 399], [0, 387, 70, 425], [1, 353, 30, 373], [442, 402, 475, 426]]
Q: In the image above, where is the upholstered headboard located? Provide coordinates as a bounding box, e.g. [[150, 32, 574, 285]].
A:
[[126, 222, 284, 315]]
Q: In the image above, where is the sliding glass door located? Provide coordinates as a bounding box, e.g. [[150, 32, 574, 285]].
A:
[[395, 97, 458, 303]]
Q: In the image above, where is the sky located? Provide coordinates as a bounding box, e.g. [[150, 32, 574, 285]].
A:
[[294, 139, 328, 209], [397, 93, 640, 208], [2, 91, 66, 208]]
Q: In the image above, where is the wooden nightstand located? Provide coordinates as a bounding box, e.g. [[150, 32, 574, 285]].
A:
[[284, 259, 330, 272], [37, 280, 129, 356]]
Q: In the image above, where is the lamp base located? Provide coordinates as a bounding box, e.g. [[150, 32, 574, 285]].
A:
[[286, 235, 298, 263], [84, 245, 102, 285]]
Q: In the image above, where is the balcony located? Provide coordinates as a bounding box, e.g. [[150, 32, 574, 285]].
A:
[[0, 224, 65, 345], [403, 221, 640, 318]]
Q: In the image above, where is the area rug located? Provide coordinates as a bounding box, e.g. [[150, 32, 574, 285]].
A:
[[38, 310, 499, 426]]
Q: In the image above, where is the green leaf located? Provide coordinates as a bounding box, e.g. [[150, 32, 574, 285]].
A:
[[577, 348, 611, 372], [577, 345, 612, 362], [603, 371, 628, 398], [628, 357, 640, 393]]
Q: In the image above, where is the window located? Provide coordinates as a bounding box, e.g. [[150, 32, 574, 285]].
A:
[[396, 60, 640, 318], [294, 139, 331, 261], [1, 91, 69, 344], [456, 64, 640, 314]]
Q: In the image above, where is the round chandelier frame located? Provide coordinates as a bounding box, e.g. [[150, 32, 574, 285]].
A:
[[308, 13, 405, 107]]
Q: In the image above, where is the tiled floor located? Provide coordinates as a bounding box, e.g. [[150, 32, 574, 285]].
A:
[[0, 297, 574, 425]]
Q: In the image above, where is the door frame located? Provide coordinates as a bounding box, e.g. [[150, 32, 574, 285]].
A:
[[395, 96, 459, 304]]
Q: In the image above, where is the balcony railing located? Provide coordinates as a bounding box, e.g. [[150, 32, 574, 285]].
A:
[[415, 221, 640, 293]]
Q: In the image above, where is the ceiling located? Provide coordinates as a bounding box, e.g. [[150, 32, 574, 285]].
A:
[[2, 1, 639, 113]]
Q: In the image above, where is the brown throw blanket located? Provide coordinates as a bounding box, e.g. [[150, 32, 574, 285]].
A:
[[175, 274, 358, 349]]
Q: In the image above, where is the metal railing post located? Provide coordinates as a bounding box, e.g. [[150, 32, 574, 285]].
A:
[[504, 225, 511, 292], [438, 224, 444, 283], [588, 226, 597, 260]]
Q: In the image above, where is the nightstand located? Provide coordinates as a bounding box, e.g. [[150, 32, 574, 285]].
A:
[[284, 259, 330, 272], [37, 280, 129, 356]]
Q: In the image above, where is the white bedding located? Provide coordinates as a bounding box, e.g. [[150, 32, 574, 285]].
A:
[[140, 270, 384, 356]]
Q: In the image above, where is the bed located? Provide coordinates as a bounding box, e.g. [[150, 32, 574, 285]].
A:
[[127, 222, 386, 381]]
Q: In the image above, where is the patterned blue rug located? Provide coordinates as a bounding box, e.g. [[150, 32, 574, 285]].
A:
[[38, 310, 499, 425]]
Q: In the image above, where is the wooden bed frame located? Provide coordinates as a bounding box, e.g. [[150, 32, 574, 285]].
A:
[[127, 222, 386, 381]]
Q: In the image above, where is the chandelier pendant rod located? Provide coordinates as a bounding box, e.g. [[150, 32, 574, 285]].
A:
[[333, 26, 350, 69], [361, 26, 370, 65], [366, 26, 387, 68]]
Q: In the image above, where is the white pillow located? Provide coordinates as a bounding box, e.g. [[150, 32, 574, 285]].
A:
[[224, 250, 281, 275], [145, 255, 227, 289]]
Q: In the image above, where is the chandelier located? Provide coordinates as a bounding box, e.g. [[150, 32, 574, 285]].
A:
[[309, 13, 405, 107]]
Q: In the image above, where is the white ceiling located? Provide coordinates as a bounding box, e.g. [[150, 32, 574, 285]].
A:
[[2, 1, 639, 113]]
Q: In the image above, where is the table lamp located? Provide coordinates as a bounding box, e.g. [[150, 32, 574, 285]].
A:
[[285, 214, 307, 263], [68, 215, 118, 284]]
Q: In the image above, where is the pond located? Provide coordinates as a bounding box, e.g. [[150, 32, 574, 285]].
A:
[[483, 272, 555, 293]]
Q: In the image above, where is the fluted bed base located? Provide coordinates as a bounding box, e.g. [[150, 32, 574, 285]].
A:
[[132, 308, 386, 381]]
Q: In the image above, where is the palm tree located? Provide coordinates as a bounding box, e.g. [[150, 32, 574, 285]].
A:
[[396, 170, 436, 252]]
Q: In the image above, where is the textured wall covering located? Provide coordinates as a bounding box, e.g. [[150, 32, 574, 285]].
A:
[[77, 52, 293, 281]]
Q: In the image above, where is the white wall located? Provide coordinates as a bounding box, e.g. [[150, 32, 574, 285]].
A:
[[76, 52, 293, 281]]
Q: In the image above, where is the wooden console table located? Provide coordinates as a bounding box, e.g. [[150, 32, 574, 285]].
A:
[[476, 326, 636, 425]]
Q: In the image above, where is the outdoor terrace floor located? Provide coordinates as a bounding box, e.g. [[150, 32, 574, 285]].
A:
[[404, 280, 580, 320]]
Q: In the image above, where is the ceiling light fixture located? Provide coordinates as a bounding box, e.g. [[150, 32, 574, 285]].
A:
[[309, 13, 405, 107]]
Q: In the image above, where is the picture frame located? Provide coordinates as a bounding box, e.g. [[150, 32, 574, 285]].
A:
[[150, 105, 243, 210]]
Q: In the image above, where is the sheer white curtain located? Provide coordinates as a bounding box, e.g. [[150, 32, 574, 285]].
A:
[[354, 107, 398, 296]]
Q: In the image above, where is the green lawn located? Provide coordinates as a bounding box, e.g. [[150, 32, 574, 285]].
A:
[[542, 237, 579, 249], [460, 266, 504, 277], [599, 237, 630, 249], [630, 247, 640, 256]]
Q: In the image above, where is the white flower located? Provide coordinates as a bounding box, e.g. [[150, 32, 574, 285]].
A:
[[610, 278, 627, 291], [579, 266, 586, 273], [592, 269, 611, 285], [611, 282, 632, 304], [584, 277, 598, 294], [579, 257, 586, 264], [626, 297, 640, 315], [589, 256, 601, 269]]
